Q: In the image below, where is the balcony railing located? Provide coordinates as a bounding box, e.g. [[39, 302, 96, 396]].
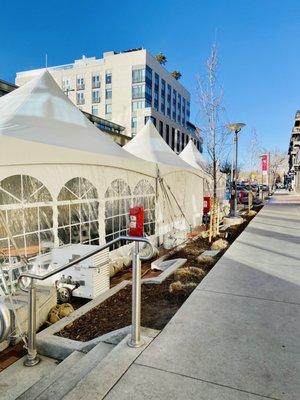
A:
[[18, 235, 154, 366], [92, 82, 100, 89], [76, 84, 85, 90], [77, 99, 85, 105], [92, 98, 100, 103]]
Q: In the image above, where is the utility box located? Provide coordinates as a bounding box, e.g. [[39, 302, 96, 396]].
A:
[[129, 206, 144, 237]]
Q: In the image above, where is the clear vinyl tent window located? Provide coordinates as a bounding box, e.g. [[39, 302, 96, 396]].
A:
[[105, 179, 131, 249], [133, 180, 155, 236], [0, 175, 54, 259], [57, 177, 99, 246]]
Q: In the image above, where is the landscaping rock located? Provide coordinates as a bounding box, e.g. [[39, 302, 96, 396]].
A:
[[169, 281, 197, 294], [211, 239, 228, 250], [247, 210, 257, 217], [175, 267, 206, 280]]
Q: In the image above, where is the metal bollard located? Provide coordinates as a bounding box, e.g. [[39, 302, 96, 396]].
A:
[[128, 241, 144, 348], [24, 278, 40, 367]]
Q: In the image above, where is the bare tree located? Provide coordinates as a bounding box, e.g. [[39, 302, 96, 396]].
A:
[[197, 44, 229, 200], [268, 149, 288, 188], [244, 128, 262, 180]]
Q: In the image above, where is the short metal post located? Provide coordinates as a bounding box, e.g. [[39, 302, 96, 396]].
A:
[[128, 241, 143, 348], [24, 278, 40, 367]]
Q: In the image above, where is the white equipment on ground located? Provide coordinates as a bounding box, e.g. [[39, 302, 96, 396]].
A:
[[28, 244, 110, 302]]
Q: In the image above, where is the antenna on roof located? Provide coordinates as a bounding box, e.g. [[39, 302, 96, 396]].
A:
[[45, 53, 48, 68]]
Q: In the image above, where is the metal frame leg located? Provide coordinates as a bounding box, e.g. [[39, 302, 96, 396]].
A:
[[128, 241, 144, 348], [24, 278, 40, 367]]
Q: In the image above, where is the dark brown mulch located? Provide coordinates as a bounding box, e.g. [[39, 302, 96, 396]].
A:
[[56, 208, 261, 342], [57, 276, 199, 342]]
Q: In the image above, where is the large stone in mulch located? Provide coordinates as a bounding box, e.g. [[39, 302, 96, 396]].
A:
[[211, 239, 228, 250]]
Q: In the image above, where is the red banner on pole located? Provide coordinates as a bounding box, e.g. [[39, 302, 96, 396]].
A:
[[261, 154, 269, 175]]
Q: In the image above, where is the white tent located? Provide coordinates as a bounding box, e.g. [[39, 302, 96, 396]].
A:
[[179, 139, 208, 171], [0, 71, 155, 175], [0, 72, 204, 261], [124, 120, 195, 173]]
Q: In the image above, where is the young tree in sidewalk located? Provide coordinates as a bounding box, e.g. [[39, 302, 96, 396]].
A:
[[268, 149, 288, 189], [197, 43, 230, 201], [244, 128, 262, 181]]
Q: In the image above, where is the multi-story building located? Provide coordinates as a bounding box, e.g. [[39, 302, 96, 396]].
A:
[[287, 110, 300, 191], [0, 78, 17, 97], [16, 48, 202, 153]]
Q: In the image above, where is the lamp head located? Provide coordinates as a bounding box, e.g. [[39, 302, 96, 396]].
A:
[[227, 123, 246, 133]]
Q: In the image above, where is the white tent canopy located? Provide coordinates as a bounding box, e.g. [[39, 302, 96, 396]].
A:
[[179, 139, 208, 171], [0, 71, 155, 175], [124, 120, 195, 173]]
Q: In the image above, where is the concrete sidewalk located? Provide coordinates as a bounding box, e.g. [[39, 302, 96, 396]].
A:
[[104, 192, 300, 400]]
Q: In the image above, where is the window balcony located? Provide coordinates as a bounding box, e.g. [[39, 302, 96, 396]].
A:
[[92, 98, 100, 103], [77, 99, 85, 105], [92, 82, 100, 89], [76, 84, 85, 90]]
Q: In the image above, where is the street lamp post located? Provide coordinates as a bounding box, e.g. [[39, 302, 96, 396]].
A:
[[228, 123, 246, 218]]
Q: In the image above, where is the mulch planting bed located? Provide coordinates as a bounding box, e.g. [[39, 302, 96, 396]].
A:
[[57, 208, 261, 342]]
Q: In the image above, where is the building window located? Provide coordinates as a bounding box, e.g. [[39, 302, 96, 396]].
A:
[[131, 116, 137, 136], [181, 132, 185, 151], [92, 89, 100, 103], [105, 89, 112, 100], [187, 101, 190, 120], [145, 116, 156, 126], [159, 121, 163, 137], [0, 175, 53, 260], [76, 75, 85, 90], [154, 92, 159, 111], [92, 73, 100, 88], [132, 68, 146, 83], [172, 89, 177, 121], [105, 72, 112, 85], [167, 84, 171, 118], [166, 124, 170, 145], [154, 73, 159, 91], [177, 94, 181, 124], [92, 106, 98, 116], [105, 179, 131, 249], [176, 130, 181, 153], [133, 180, 155, 236], [76, 92, 85, 105], [58, 178, 99, 246], [105, 104, 112, 114], [132, 84, 145, 99], [171, 127, 175, 150], [62, 77, 71, 91], [132, 100, 145, 111]]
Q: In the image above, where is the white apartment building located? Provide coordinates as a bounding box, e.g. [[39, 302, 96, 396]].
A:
[[16, 48, 202, 153]]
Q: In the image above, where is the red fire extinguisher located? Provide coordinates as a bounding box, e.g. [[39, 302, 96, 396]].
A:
[[203, 196, 211, 214], [129, 206, 144, 237]]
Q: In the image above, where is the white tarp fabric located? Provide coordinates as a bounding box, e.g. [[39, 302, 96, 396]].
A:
[[0, 71, 204, 265], [179, 139, 208, 171], [0, 71, 155, 176], [124, 120, 195, 172]]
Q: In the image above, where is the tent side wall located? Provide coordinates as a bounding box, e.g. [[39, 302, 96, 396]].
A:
[[0, 164, 204, 261]]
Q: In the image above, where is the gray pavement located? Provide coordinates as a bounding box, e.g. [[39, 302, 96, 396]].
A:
[[104, 191, 300, 400]]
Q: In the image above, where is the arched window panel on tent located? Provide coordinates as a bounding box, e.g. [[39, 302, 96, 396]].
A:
[[57, 177, 99, 246], [0, 175, 54, 259], [105, 179, 132, 249], [133, 180, 155, 236]]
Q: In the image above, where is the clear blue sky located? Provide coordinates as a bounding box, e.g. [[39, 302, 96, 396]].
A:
[[1, 0, 299, 159]]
